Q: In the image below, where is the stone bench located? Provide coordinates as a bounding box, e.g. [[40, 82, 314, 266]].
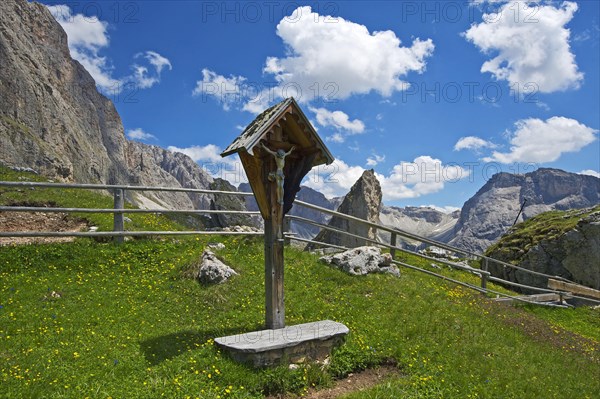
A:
[[215, 320, 349, 367]]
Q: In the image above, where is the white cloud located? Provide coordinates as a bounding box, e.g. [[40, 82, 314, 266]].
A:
[[304, 159, 367, 199], [167, 144, 248, 184], [579, 170, 600, 178], [326, 133, 345, 143], [366, 154, 385, 167], [464, 1, 583, 93], [454, 136, 497, 151], [126, 128, 157, 142], [483, 116, 598, 163], [47, 5, 170, 93], [309, 107, 365, 134], [264, 6, 434, 101], [197, 6, 434, 112], [304, 156, 469, 201], [380, 156, 470, 201], [192, 69, 248, 111], [131, 51, 173, 89]]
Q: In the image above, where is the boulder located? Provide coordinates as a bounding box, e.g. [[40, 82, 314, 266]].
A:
[[320, 246, 399, 276], [197, 250, 237, 284], [307, 170, 382, 250]]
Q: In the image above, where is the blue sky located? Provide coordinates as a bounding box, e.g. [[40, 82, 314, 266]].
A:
[[42, 0, 599, 210]]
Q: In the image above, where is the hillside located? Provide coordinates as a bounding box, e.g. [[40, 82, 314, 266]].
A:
[[486, 206, 600, 291], [0, 0, 214, 211], [1, 167, 599, 398], [447, 168, 600, 253]]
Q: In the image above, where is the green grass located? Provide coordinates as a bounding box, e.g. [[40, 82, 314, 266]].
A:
[[1, 167, 599, 398], [0, 166, 186, 233], [486, 205, 600, 262]]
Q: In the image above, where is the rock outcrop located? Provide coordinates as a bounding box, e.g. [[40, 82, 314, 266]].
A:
[[197, 250, 238, 284], [208, 179, 257, 228], [486, 207, 600, 291], [319, 246, 398, 276], [308, 170, 382, 249], [0, 0, 215, 212], [447, 169, 600, 253]]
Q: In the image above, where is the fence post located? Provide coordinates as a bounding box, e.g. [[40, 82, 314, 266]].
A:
[[481, 258, 489, 293], [113, 188, 125, 244], [283, 216, 291, 245], [390, 232, 397, 260]]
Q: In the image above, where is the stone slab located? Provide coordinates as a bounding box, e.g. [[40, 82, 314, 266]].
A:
[[214, 320, 349, 367]]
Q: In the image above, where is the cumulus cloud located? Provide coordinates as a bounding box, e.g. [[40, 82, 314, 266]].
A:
[[304, 159, 367, 199], [131, 51, 172, 89], [309, 107, 365, 135], [265, 6, 434, 101], [483, 116, 598, 163], [197, 6, 434, 111], [47, 5, 171, 93], [464, 1, 583, 93], [167, 144, 248, 184], [192, 69, 249, 111], [304, 156, 469, 201], [366, 154, 385, 167], [454, 136, 497, 151], [326, 133, 345, 143], [126, 128, 157, 142], [380, 156, 470, 201], [579, 170, 600, 178]]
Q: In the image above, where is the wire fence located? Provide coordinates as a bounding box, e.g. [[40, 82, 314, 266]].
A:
[[1, 180, 598, 306]]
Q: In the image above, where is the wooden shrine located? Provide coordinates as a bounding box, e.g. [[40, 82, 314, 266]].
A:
[[220, 97, 334, 329], [217, 98, 347, 366]]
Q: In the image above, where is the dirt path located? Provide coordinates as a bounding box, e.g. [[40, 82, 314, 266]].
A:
[[0, 211, 88, 246], [267, 365, 401, 399]]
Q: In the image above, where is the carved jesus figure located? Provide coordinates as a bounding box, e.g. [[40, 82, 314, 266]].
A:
[[261, 143, 295, 206]]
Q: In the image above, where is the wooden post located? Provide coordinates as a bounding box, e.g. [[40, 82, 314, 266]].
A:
[[283, 216, 291, 246], [113, 188, 124, 244], [264, 163, 285, 330], [390, 232, 397, 260], [480, 258, 489, 293]]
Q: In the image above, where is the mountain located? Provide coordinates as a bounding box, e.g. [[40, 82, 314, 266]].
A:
[[0, 0, 213, 211], [378, 205, 459, 247], [447, 168, 600, 253], [239, 183, 340, 238]]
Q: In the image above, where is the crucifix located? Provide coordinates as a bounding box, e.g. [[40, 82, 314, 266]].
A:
[[221, 97, 334, 330], [261, 143, 295, 207]]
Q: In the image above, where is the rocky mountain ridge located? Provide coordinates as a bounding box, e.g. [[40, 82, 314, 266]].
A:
[[447, 168, 600, 253], [0, 0, 214, 211]]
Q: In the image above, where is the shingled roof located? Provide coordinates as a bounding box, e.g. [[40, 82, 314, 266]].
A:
[[220, 97, 333, 165]]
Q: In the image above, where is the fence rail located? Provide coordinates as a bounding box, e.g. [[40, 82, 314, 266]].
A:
[[2, 180, 598, 306]]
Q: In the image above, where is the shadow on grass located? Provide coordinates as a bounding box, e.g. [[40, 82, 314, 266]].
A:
[[140, 325, 262, 365]]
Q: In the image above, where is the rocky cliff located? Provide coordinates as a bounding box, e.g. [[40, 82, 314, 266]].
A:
[[447, 169, 600, 253], [307, 170, 382, 249], [486, 206, 600, 291], [0, 0, 213, 211]]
